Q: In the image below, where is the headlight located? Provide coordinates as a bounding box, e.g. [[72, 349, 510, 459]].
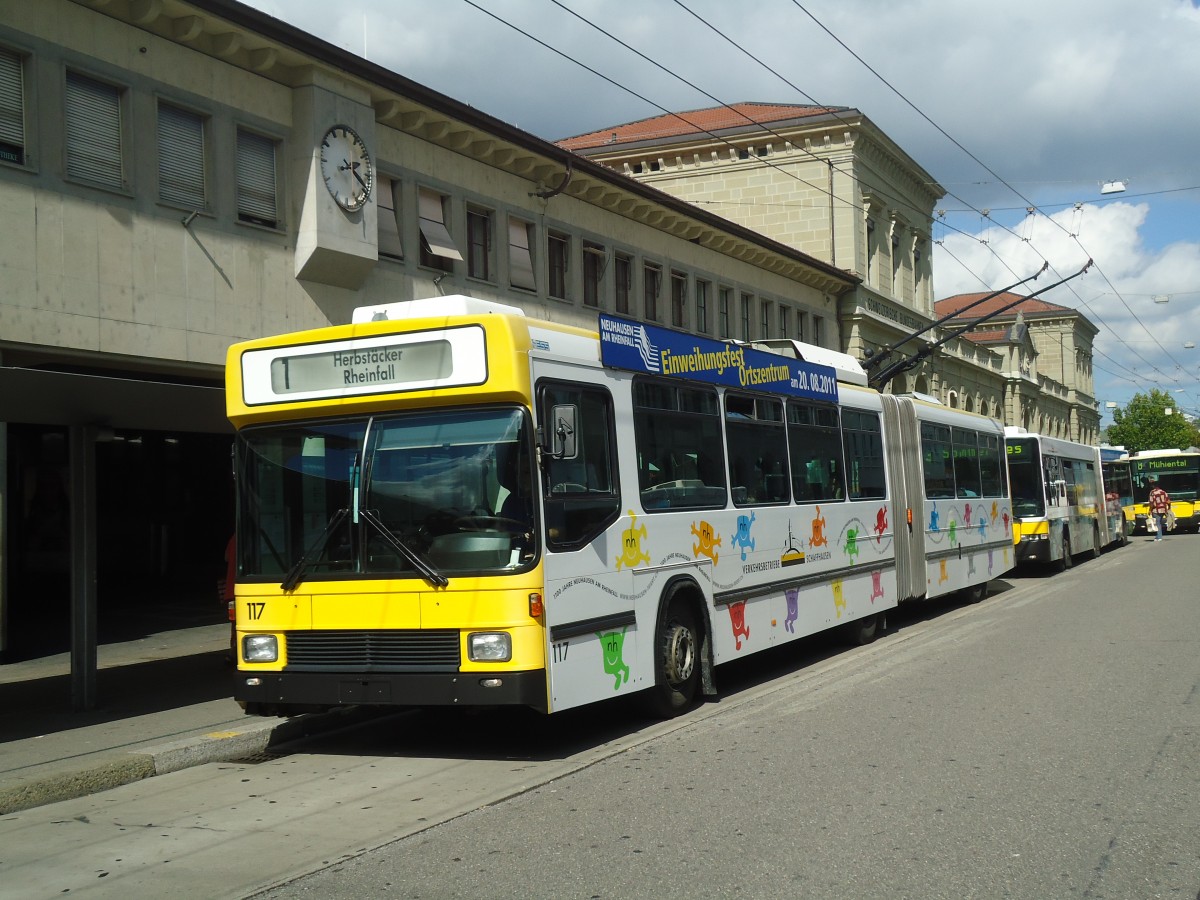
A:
[[468, 632, 512, 662], [243, 634, 279, 663]]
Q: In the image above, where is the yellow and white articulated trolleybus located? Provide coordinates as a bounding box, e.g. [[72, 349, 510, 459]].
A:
[[225, 297, 1013, 718]]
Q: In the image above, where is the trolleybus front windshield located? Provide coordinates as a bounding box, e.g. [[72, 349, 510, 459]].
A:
[[236, 407, 535, 583], [1006, 437, 1045, 518], [1131, 457, 1199, 503]]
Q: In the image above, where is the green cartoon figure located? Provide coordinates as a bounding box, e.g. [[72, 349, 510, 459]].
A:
[[843, 526, 860, 563], [597, 627, 630, 689]]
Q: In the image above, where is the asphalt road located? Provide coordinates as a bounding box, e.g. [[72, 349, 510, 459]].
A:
[[3, 536, 1196, 899], [254, 537, 1200, 899]]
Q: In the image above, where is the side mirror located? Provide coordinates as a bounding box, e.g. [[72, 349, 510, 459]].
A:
[[551, 404, 578, 460]]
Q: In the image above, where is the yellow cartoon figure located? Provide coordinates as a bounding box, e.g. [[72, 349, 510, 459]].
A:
[[691, 519, 721, 563], [616, 510, 651, 570], [831, 578, 846, 618], [938, 558, 949, 584]]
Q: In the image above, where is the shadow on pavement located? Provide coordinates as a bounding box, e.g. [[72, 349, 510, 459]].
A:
[[0, 649, 235, 745]]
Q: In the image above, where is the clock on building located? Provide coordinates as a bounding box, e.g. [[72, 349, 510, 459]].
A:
[[319, 124, 373, 211]]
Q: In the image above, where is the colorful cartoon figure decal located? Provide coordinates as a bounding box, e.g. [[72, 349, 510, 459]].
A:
[[869, 570, 885, 603], [964, 503, 973, 526], [809, 506, 829, 548], [615, 510, 650, 570], [596, 627, 630, 690], [938, 558, 949, 584], [988, 548, 995, 574], [947, 518, 958, 547], [728, 600, 750, 649], [929, 503, 941, 534], [843, 526, 860, 563], [873, 506, 888, 543], [1002, 511, 1010, 533], [732, 511, 756, 561], [977, 514, 988, 540], [990, 500, 999, 523], [831, 579, 846, 618], [784, 587, 799, 632], [967, 554, 977, 578], [691, 520, 721, 564]]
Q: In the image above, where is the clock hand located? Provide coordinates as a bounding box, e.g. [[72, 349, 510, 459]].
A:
[[352, 169, 368, 190]]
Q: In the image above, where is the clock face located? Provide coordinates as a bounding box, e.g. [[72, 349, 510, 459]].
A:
[[319, 125, 373, 211]]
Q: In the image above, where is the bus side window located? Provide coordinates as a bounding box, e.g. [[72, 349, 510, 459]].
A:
[[920, 421, 954, 499], [787, 400, 844, 504], [842, 408, 885, 500], [633, 378, 725, 511]]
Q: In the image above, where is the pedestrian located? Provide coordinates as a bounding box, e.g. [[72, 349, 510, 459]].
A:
[[1148, 478, 1171, 541]]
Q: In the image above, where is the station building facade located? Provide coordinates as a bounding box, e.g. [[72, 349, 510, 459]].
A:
[[0, 0, 855, 662], [558, 105, 1101, 438]]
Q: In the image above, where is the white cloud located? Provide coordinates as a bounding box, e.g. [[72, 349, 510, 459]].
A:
[[238, 0, 1200, 414]]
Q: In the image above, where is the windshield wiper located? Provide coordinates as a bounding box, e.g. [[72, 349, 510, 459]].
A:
[[281, 507, 349, 592], [358, 508, 449, 588]]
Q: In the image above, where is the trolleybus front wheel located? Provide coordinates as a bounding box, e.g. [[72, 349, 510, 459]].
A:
[[646, 602, 700, 718]]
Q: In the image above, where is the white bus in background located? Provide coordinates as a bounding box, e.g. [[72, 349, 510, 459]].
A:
[[1005, 428, 1115, 568]]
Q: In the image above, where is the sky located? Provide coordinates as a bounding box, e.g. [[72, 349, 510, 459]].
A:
[[239, 0, 1200, 424]]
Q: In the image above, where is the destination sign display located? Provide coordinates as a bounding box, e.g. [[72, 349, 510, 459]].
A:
[[240, 325, 487, 405], [598, 314, 838, 402]]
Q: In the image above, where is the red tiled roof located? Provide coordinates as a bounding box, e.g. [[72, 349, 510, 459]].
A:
[[959, 329, 1008, 344], [556, 103, 846, 151], [935, 292, 1071, 320]]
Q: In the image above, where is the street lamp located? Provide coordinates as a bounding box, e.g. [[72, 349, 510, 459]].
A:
[[1100, 180, 1127, 195]]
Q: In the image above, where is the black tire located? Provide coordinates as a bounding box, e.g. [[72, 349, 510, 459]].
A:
[[1059, 531, 1073, 571], [963, 581, 988, 604], [846, 612, 881, 645], [645, 602, 700, 718], [1090, 524, 1102, 559]]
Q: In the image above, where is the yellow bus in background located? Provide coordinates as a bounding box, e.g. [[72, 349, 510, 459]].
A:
[[1128, 449, 1200, 534]]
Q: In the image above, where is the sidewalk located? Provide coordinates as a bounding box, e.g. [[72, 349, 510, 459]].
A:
[[0, 621, 357, 815]]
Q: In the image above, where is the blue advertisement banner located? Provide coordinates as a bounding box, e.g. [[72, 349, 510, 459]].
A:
[[598, 314, 839, 403]]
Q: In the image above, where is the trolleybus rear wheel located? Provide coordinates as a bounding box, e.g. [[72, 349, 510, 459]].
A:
[[846, 612, 881, 645], [1059, 531, 1073, 570], [962, 581, 988, 604]]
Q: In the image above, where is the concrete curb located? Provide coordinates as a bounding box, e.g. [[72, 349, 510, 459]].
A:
[[0, 756, 158, 815], [0, 706, 380, 815]]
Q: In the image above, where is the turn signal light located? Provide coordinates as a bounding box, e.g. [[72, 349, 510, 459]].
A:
[[529, 592, 544, 618]]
